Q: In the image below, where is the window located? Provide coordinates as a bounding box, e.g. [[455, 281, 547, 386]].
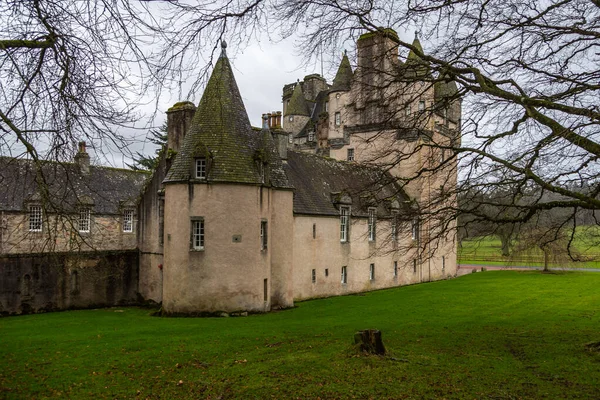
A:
[[405, 104, 411, 116], [340, 206, 350, 242], [311, 269, 316, 283], [123, 209, 133, 233], [442, 256, 446, 271], [368, 208, 376, 241], [325, 268, 329, 277], [312, 223, 316, 239], [29, 205, 42, 232], [341, 266, 347, 284], [260, 220, 268, 250], [347, 148, 355, 161], [325, 101, 329, 112], [308, 131, 315, 142], [411, 218, 419, 241], [335, 112, 341, 126], [158, 198, 165, 246], [195, 158, 207, 179], [418, 100, 426, 111], [369, 263, 375, 280], [288, 134, 293, 144], [413, 259, 417, 273], [79, 208, 91, 233], [394, 261, 398, 277], [289, 115, 294, 122], [391, 212, 398, 241], [264, 278, 268, 302], [191, 219, 205, 250]]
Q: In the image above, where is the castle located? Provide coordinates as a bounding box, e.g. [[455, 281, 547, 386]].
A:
[[0, 29, 460, 315]]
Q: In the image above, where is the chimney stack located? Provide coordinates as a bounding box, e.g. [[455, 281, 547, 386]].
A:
[[166, 101, 197, 153], [74, 141, 90, 174]]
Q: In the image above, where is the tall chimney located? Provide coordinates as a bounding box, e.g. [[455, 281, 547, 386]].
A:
[[74, 141, 90, 174], [166, 101, 197, 153]]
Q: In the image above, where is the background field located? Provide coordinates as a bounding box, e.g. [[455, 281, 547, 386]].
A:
[[459, 227, 600, 268], [1, 271, 599, 399]]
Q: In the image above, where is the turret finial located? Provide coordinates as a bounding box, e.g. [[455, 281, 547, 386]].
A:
[[415, 30, 420, 40], [220, 39, 227, 58]]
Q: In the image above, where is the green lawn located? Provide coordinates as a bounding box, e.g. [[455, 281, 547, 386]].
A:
[[459, 231, 600, 268], [1, 271, 600, 399]]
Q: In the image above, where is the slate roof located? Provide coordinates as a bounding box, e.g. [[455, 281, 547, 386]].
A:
[[331, 52, 353, 92], [283, 151, 410, 217], [284, 83, 311, 116], [404, 35, 431, 78], [164, 44, 290, 188], [0, 156, 148, 214]]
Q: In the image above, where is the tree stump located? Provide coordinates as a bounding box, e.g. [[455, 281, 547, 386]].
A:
[[354, 329, 386, 355]]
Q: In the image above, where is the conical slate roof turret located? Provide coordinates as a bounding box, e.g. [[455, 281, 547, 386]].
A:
[[164, 41, 289, 187], [405, 32, 430, 78], [284, 82, 310, 116], [331, 51, 353, 92]]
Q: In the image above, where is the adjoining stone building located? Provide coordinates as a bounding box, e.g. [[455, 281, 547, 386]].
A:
[[0, 29, 460, 315]]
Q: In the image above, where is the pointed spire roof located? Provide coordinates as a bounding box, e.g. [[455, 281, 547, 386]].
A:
[[284, 81, 310, 116], [331, 50, 353, 92], [164, 41, 289, 187], [405, 32, 430, 78]]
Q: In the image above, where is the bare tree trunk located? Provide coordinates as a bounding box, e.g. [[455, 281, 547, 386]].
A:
[[354, 330, 386, 355]]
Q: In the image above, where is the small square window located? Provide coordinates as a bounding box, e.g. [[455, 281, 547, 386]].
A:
[[29, 205, 42, 232], [191, 219, 205, 250], [347, 148, 354, 161], [195, 158, 207, 179], [79, 208, 91, 233], [123, 209, 134, 233], [341, 266, 347, 284]]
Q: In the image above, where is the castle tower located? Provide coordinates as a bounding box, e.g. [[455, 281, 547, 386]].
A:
[[161, 41, 295, 314], [283, 82, 311, 136]]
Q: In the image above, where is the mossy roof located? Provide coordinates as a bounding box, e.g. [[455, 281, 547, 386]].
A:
[[284, 83, 310, 116], [331, 52, 353, 92], [283, 151, 409, 217], [0, 157, 148, 214], [164, 47, 290, 188]]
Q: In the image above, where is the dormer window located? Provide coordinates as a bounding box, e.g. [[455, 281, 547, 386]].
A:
[[195, 158, 206, 179]]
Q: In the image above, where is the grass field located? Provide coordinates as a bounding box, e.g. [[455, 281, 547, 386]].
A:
[[459, 228, 600, 268], [1, 271, 600, 399]]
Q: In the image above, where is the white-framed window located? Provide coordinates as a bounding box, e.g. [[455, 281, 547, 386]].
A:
[[288, 134, 293, 144], [195, 158, 207, 179], [347, 148, 355, 161], [368, 208, 376, 241], [78, 208, 91, 233], [311, 269, 316, 283], [289, 115, 294, 122], [341, 266, 347, 284], [260, 220, 268, 250], [191, 218, 205, 250], [418, 100, 426, 111], [369, 263, 375, 280], [308, 131, 315, 142], [29, 205, 42, 232], [122, 209, 134, 233], [394, 261, 398, 277], [340, 206, 350, 242], [411, 218, 419, 241], [335, 112, 341, 126]]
